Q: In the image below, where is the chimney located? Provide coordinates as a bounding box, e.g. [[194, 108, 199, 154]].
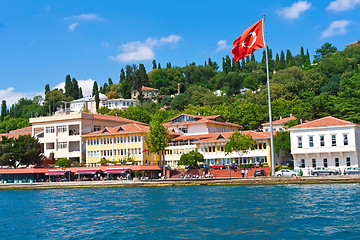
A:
[[178, 83, 180, 95]]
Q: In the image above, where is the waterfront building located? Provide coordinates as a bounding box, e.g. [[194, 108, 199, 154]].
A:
[[262, 115, 296, 132], [162, 114, 273, 167], [29, 112, 146, 163], [83, 124, 160, 166], [290, 116, 360, 175], [131, 86, 159, 103]]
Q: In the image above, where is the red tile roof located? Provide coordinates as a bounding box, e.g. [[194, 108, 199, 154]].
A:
[[141, 86, 158, 91], [83, 124, 150, 137], [0, 126, 43, 139], [262, 116, 296, 125], [89, 113, 147, 125], [164, 114, 241, 128], [290, 116, 357, 129]]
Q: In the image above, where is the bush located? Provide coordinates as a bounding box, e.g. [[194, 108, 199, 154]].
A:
[[56, 158, 71, 168]]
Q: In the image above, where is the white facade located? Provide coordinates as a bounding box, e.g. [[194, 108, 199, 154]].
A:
[[69, 95, 137, 114], [290, 117, 360, 175], [30, 112, 144, 162]]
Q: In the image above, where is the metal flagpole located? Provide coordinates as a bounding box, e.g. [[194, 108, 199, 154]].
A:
[[263, 14, 275, 176]]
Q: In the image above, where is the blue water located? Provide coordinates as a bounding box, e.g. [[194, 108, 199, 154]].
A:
[[0, 184, 359, 240]]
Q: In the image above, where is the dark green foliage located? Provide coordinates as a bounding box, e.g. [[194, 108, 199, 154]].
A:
[[0, 135, 42, 168], [1, 100, 7, 121], [56, 158, 71, 168], [178, 151, 204, 166], [314, 42, 337, 63]]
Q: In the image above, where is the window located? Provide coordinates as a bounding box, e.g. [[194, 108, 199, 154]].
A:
[[335, 158, 339, 167], [309, 136, 314, 147], [94, 125, 101, 132], [57, 125, 67, 133], [312, 159, 316, 168], [343, 134, 348, 145], [323, 158, 328, 168], [179, 127, 188, 133], [346, 157, 351, 167], [298, 136, 302, 148], [331, 135, 336, 146], [300, 159, 305, 168], [46, 126, 54, 133], [320, 136, 325, 147], [57, 142, 67, 149], [263, 143, 266, 149]]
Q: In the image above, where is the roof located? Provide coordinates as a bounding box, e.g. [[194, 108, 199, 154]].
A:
[[262, 116, 296, 126], [171, 131, 272, 143], [83, 124, 149, 137], [0, 126, 43, 140], [141, 86, 158, 91], [86, 113, 147, 125], [345, 41, 359, 47], [290, 116, 357, 129], [0, 165, 162, 174], [164, 114, 241, 128]]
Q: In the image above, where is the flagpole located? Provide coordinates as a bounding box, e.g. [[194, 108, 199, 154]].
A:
[[263, 14, 275, 176]]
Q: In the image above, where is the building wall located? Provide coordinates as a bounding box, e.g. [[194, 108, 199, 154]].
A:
[[291, 125, 360, 175], [85, 133, 160, 166]]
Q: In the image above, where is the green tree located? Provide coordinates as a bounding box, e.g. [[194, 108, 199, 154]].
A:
[[45, 84, 50, 95], [178, 151, 204, 166], [56, 158, 71, 169], [1, 100, 7, 121], [64, 75, 73, 97], [152, 60, 157, 70], [145, 120, 171, 176], [314, 42, 337, 63], [273, 131, 291, 165], [224, 131, 256, 156]]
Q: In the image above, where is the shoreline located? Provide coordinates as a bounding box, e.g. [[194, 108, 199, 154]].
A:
[[1, 175, 360, 190]]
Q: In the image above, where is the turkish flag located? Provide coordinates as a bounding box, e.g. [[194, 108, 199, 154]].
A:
[[232, 19, 265, 62]]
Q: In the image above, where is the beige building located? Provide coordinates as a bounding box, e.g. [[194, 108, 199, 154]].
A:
[[30, 112, 146, 163], [131, 86, 159, 103]]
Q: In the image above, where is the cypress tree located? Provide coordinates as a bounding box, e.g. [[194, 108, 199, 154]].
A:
[[275, 53, 280, 70], [286, 49, 293, 67], [72, 78, 80, 99], [1, 100, 7, 121], [306, 49, 311, 66], [279, 50, 286, 69], [300, 46, 306, 67], [261, 50, 266, 64], [108, 78, 113, 86], [45, 84, 50, 95], [139, 63, 149, 86], [92, 81, 99, 97], [64, 75, 72, 97], [241, 59, 246, 70], [120, 68, 125, 83], [250, 53, 255, 62], [152, 60, 157, 70], [158, 63, 162, 69], [246, 56, 250, 64], [79, 87, 83, 98]]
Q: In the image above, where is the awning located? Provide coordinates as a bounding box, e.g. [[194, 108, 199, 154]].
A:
[[75, 169, 101, 175], [45, 170, 70, 176], [105, 168, 131, 174]]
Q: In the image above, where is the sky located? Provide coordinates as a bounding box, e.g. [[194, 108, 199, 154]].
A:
[[0, 0, 360, 106]]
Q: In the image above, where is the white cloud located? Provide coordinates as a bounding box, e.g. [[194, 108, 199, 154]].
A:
[[215, 40, 230, 52], [110, 34, 182, 62], [67, 13, 102, 21], [321, 20, 350, 38], [68, 23, 78, 31], [0, 87, 43, 106], [277, 1, 312, 20], [326, 0, 360, 11], [54, 79, 95, 97]]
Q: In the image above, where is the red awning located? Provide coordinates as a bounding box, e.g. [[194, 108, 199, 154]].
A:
[[45, 170, 70, 176], [105, 168, 131, 174], [75, 169, 101, 175]]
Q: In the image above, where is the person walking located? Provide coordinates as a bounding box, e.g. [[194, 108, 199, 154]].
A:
[[245, 169, 248, 177], [241, 169, 245, 178]]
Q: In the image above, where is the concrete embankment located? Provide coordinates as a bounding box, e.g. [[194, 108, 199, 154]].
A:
[[1, 175, 360, 190]]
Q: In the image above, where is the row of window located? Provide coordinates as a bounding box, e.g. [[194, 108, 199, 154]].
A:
[[87, 148, 142, 158], [200, 142, 266, 153], [298, 134, 348, 148], [87, 136, 143, 145], [299, 157, 351, 168]]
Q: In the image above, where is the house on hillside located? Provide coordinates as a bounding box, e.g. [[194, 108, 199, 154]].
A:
[[131, 86, 159, 103], [262, 115, 296, 132], [290, 116, 360, 175]]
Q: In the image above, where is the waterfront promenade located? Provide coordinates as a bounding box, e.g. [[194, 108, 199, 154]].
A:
[[1, 175, 360, 190]]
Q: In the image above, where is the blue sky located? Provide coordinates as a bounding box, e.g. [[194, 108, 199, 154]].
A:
[[0, 0, 359, 106]]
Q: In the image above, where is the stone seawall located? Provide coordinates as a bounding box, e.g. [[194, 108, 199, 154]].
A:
[[0, 175, 360, 190]]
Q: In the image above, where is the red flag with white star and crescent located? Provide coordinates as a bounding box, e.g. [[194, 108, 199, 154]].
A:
[[232, 19, 265, 62]]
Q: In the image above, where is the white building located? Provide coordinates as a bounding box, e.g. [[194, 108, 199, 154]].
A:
[[69, 94, 137, 114], [30, 112, 146, 163], [290, 116, 360, 175], [131, 86, 159, 103]]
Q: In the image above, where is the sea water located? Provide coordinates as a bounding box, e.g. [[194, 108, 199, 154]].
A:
[[0, 184, 359, 239]]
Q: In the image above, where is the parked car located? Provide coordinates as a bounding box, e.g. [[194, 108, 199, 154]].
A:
[[254, 170, 266, 177], [343, 167, 360, 175], [229, 164, 239, 169], [311, 167, 340, 176], [212, 164, 226, 169], [275, 169, 300, 177]]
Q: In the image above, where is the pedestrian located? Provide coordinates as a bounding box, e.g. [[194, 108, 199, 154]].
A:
[[241, 169, 245, 178], [307, 167, 310, 176], [245, 169, 248, 177]]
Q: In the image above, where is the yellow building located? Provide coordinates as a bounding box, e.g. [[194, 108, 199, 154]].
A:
[[83, 124, 160, 166]]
